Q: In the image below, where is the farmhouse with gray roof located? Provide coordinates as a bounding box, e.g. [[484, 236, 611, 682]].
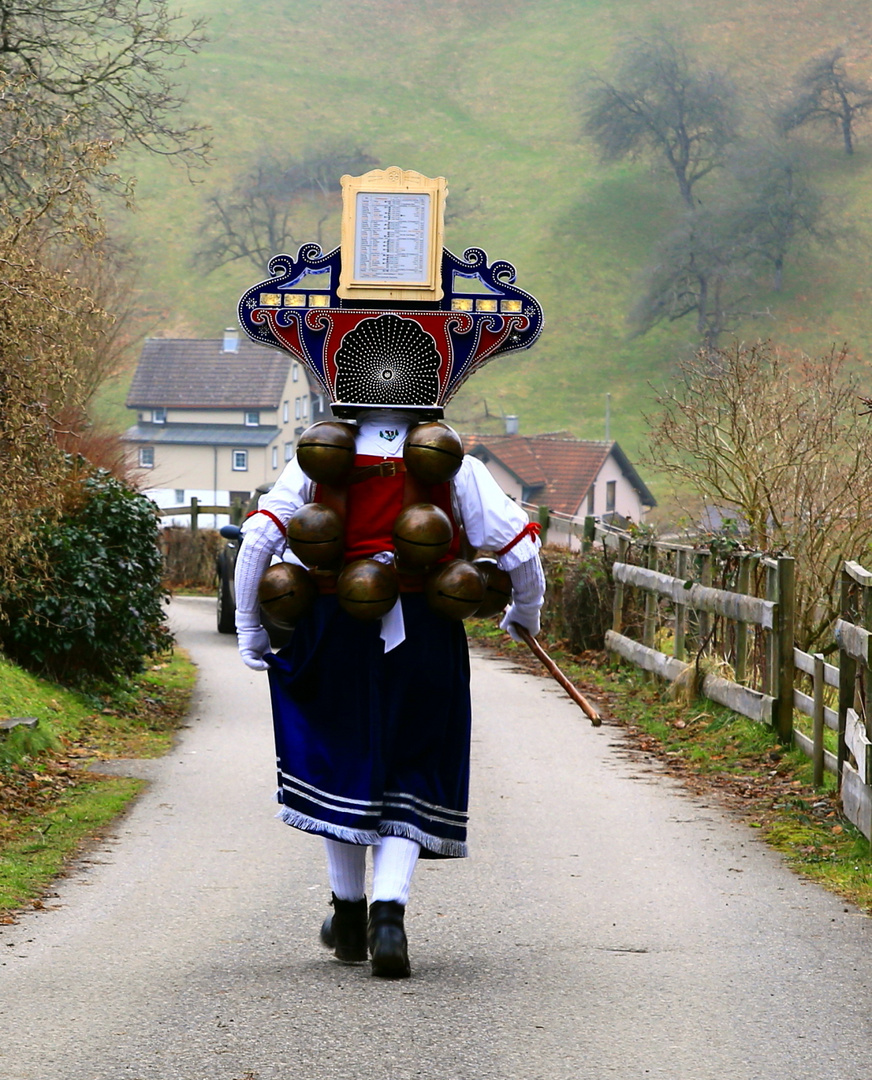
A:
[[123, 329, 329, 524]]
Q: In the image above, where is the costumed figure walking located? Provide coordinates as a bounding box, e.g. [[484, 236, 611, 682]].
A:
[[233, 167, 546, 978]]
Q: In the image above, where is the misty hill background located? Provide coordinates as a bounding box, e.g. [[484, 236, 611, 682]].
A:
[[100, 0, 872, 487]]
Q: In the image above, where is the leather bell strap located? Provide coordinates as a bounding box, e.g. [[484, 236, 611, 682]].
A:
[[348, 459, 407, 484]]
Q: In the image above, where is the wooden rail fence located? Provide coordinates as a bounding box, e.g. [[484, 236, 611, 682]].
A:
[[156, 497, 245, 531], [573, 520, 872, 842]]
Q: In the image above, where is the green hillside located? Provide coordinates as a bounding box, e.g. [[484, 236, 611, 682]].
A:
[[101, 0, 872, 483]]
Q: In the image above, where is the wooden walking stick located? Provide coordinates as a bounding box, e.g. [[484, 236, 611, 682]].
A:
[[511, 624, 602, 727]]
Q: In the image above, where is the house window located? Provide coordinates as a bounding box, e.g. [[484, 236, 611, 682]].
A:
[[283, 400, 289, 423], [302, 395, 309, 419], [293, 363, 299, 382], [295, 397, 301, 420], [272, 446, 278, 470], [245, 410, 259, 427], [606, 480, 616, 513], [174, 489, 185, 504], [284, 442, 293, 462], [587, 485, 595, 515], [153, 407, 166, 424], [139, 446, 154, 468], [232, 449, 248, 471]]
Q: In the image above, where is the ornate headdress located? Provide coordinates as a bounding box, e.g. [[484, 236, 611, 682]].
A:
[[238, 168, 543, 418]]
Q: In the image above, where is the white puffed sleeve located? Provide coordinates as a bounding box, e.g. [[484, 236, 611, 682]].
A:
[[451, 455, 541, 570], [234, 458, 314, 632], [452, 455, 546, 638]]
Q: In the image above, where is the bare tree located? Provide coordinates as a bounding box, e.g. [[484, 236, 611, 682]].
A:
[[630, 208, 755, 349], [778, 48, 872, 155], [630, 142, 830, 343], [195, 146, 379, 273], [727, 142, 829, 291], [581, 29, 740, 207], [646, 341, 872, 649], [0, 0, 208, 198]]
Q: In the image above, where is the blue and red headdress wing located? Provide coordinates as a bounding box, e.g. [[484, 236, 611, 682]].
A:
[[238, 245, 543, 412]]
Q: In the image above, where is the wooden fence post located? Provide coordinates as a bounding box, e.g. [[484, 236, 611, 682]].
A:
[[694, 550, 712, 654], [813, 652, 825, 788], [774, 555, 795, 743], [537, 505, 550, 546], [612, 536, 630, 635], [583, 515, 596, 552], [674, 549, 688, 662], [862, 572, 872, 730], [765, 560, 779, 699], [643, 543, 657, 651], [734, 555, 751, 685], [190, 496, 199, 535], [838, 567, 855, 783]]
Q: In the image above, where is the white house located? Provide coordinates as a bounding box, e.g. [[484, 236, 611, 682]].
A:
[[464, 432, 655, 545], [123, 329, 330, 525]]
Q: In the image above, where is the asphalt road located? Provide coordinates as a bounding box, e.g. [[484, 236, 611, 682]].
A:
[[1, 595, 871, 1080]]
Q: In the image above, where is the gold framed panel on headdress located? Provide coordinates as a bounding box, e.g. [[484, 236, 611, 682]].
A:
[[337, 167, 447, 303]]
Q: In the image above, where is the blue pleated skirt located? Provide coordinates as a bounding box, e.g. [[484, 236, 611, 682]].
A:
[[265, 593, 472, 858]]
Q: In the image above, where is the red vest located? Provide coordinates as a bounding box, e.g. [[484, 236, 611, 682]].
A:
[[315, 454, 462, 566]]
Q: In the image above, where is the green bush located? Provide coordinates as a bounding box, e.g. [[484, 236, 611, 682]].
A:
[[0, 467, 172, 686], [540, 544, 642, 652]]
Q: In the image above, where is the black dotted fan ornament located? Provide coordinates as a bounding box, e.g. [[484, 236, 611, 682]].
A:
[[334, 314, 441, 406]]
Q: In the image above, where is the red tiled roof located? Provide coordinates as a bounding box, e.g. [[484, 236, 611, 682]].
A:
[[464, 433, 614, 515]]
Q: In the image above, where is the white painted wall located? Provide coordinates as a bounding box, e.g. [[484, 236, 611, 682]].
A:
[[583, 453, 649, 524]]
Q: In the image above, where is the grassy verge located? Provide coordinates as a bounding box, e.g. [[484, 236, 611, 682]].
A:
[[467, 618, 872, 913], [0, 649, 196, 920]]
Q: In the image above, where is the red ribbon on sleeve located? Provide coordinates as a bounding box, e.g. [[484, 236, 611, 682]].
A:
[[495, 521, 541, 557], [245, 508, 287, 537]]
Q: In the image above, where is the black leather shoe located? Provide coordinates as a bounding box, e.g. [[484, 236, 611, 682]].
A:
[[368, 900, 411, 978], [320, 894, 368, 963]]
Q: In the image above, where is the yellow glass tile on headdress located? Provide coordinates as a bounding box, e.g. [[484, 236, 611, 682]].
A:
[[501, 299, 523, 313], [451, 297, 474, 312], [283, 293, 306, 307], [475, 298, 498, 313], [259, 293, 282, 307], [308, 294, 331, 307]]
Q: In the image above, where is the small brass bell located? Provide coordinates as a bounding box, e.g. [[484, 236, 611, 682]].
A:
[[257, 562, 317, 628], [472, 558, 513, 617], [336, 559, 399, 620], [425, 559, 486, 620], [392, 503, 453, 570], [286, 503, 344, 568], [295, 421, 357, 485], [403, 421, 464, 485]]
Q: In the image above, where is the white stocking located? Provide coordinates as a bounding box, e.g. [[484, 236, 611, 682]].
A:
[[323, 838, 367, 901], [372, 836, 420, 905]]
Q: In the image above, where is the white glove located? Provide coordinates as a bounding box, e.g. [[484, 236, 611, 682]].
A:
[[237, 626, 271, 671], [500, 603, 541, 643], [499, 555, 545, 643]]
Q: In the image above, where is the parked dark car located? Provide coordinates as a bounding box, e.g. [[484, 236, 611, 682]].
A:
[[216, 483, 272, 635]]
